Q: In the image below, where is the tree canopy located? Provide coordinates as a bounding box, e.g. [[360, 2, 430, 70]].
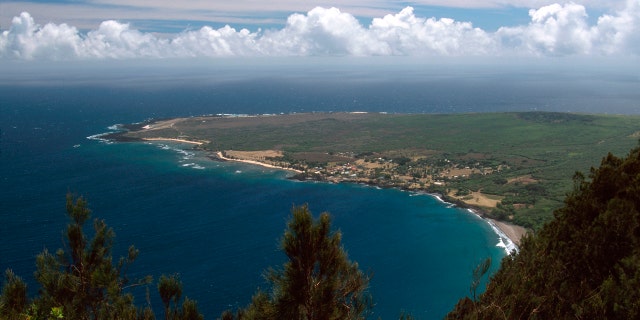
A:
[[7, 143, 640, 319], [447, 145, 640, 319], [0, 194, 203, 320], [1, 199, 371, 320], [223, 205, 372, 320]]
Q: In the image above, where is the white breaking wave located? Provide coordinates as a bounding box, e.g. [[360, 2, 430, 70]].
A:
[[182, 163, 205, 170], [465, 208, 519, 255], [86, 132, 111, 142], [87, 124, 121, 143], [487, 220, 519, 255], [431, 193, 456, 208], [149, 143, 202, 168], [425, 194, 516, 255]]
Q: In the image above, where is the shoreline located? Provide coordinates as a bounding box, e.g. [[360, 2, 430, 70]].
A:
[[413, 191, 527, 250], [142, 137, 206, 145], [214, 151, 527, 250], [225, 153, 528, 250], [489, 218, 527, 248], [214, 152, 304, 173], [111, 131, 528, 250]]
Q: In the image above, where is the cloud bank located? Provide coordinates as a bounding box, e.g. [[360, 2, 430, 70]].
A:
[[1, 1, 639, 60]]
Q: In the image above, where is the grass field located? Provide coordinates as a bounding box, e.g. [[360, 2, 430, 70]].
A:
[[120, 112, 640, 229]]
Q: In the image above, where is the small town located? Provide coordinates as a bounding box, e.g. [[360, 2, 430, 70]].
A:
[[218, 149, 508, 208]]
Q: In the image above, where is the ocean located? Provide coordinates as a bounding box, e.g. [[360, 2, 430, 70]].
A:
[[1, 61, 638, 319]]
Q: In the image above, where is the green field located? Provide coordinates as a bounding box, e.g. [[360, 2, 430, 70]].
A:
[[119, 112, 640, 229]]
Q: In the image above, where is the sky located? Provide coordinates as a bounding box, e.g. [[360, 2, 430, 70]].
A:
[[1, 0, 639, 60]]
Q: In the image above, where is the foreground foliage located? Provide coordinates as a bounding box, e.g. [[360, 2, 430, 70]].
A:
[[1, 199, 371, 320], [0, 194, 203, 320], [221, 205, 372, 320], [447, 144, 640, 319], [9, 143, 640, 319]]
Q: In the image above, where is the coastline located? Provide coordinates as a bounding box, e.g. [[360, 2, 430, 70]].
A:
[[217, 151, 528, 251], [489, 218, 527, 248], [106, 129, 528, 251], [214, 152, 304, 173], [214, 151, 526, 250], [142, 137, 206, 145]]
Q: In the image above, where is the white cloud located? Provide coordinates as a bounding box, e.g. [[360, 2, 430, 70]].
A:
[[0, 1, 631, 32], [261, 7, 378, 56], [369, 7, 495, 55], [1, 1, 639, 60], [592, 0, 640, 54], [496, 0, 640, 56], [0, 0, 396, 30], [170, 26, 260, 57], [496, 3, 593, 55], [0, 12, 84, 60]]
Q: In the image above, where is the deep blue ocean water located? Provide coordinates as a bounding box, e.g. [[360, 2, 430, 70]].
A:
[[1, 65, 638, 319]]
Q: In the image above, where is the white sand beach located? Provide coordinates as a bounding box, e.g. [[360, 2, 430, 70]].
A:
[[142, 137, 206, 145], [216, 151, 303, 173]]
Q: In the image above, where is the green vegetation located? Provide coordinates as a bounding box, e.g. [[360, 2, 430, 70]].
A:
[[447, 144, 640, 319], [221, 205, 372, 320], [1, 199, 370, 320], [116, 112, 640, 229], [4, 142, 640, 319], [0, 194, 203, 320]]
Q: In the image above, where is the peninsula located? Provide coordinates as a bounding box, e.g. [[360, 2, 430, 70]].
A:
[[105, 112, 640, 241]]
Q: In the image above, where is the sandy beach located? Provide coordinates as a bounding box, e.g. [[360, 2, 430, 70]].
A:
[[142, 137, 206, 145], [216, 152, 303, 173], [220, 150, 527, 248], [143, 136, 528, 247], [219, 150, 527, 247], [489, 218, 528, 247]]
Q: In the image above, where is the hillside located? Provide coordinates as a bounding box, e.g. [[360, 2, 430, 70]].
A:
[[447, 144, 640, 319], [109, 112, 640, 229]]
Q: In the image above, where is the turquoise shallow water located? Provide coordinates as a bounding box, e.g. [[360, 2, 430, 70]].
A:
[[0, 85, 507, 319]]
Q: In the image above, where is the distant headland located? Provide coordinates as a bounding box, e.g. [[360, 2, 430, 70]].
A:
[[104, 111, 640, 242]]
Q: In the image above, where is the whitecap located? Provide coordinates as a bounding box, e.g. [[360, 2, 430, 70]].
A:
[[86, 132, 113, 143], [486, 220, 519, 255], [177, 149, 194, 159], [430, 193, 456, 208], [466, 208, 482, 218], [87, 123, 124, 143], [432, 194, 446, 203]]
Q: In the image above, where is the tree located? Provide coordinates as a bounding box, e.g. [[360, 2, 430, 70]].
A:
[[159, 274, 183, 319], [469, 257, 491, 303], [447, 145, 640, 319], [30, 193, 151, 319], [226, 205, 372, 320], [158, 274, 203, 320], [0, 269, 28, 320], [0, 194, 203, 320]]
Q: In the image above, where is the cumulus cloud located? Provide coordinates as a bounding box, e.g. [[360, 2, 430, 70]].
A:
[[496, 0, 640, 56], [1, 1, 639, 60], [0, 12, 84, 59], [369, 7, 494, 55]]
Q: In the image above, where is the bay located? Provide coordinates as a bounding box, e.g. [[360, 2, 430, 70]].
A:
[[2, 83, 508, 319]]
